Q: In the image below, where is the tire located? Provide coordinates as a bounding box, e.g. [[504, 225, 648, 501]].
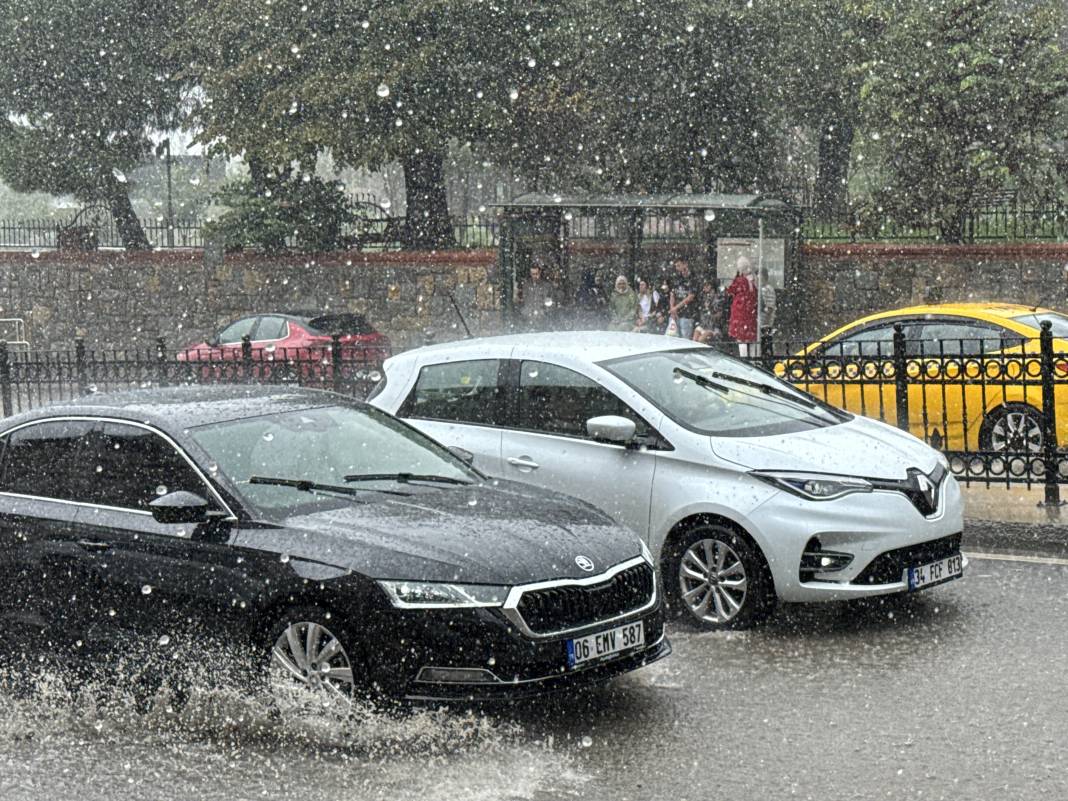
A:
[[265, 605, 367, 713], [979, 403, 1044, 453], [663, 522, 776, 631]]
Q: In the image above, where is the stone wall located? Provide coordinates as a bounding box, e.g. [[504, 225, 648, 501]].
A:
[[0, 249, 500, 352], [3, 242, 1068, 354], [782, 243, 1068, 346]]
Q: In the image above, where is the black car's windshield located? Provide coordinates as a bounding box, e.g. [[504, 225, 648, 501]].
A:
[[190, 405, 477, 517], [604, 348, 847, 437], [1011, 311, 1068, 339]]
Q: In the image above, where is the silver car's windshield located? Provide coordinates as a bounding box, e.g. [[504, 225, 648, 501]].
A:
[[190, 404, 476, 516], [603, 348, 847, 437]]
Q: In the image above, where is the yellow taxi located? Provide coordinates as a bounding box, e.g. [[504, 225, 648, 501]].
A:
[[782, 303, 1068, 454]]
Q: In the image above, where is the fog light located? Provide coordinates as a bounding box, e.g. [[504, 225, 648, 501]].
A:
[[415, 666, 501, 684], [800, 549, 854, 573]]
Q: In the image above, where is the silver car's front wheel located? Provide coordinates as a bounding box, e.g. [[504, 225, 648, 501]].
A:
[[269, 619, 356, 711], [679, 538, 748, 624], [667, 523, 775, 630]]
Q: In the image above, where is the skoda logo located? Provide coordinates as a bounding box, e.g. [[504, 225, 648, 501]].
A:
[[575, 555, 595, 573]]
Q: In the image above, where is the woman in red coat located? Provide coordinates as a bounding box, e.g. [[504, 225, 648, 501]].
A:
[[727, 256, 758, 356]]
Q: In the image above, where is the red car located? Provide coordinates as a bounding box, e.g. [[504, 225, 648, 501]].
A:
[[179, 311, 392, 379]]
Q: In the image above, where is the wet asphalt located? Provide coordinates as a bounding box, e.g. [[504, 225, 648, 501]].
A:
[[0, 520, 1066, 801]]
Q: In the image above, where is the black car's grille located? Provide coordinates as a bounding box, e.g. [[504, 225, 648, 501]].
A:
[[853, 533, 962, 585], [515, 563, 655, 635]]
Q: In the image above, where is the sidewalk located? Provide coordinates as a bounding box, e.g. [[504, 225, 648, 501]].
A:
[[962, 483, 1068, 558]]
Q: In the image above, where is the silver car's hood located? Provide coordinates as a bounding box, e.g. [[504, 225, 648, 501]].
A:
[[709, 415, 942, 480]]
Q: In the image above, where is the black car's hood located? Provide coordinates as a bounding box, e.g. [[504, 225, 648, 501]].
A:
[[231, 479, 643, 585]]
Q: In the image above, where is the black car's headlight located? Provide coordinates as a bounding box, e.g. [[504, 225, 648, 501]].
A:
[[752, 471, 873, 501], [377, 580, 509, 609]]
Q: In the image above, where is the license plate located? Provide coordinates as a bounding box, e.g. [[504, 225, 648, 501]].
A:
[[907, 553, 963, 591], [566, 621, 645, 668]]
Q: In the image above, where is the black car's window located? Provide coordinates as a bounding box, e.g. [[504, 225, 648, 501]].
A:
[[0, 420, 96, 502], [255, 316, 288, 341], [403, 359, 502, 425], [218, 317, 257, 345], [908, 321, 1020, 356], [82, 422, 212, 512], [516, 360, 650, 439]]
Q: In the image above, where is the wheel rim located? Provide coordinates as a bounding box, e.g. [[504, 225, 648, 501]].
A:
[[990, 411, 1043, 453], [269, 621, 355, 709], [678, 537, 748, 624]]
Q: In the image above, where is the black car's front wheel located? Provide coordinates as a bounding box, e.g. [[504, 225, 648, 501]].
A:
[[665, 523, 775, 630], [267, 607, 363, 713]]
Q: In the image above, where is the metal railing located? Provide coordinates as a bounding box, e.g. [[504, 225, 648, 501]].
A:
[[753, 321, 1065, 504], [0, 335, 390, 417]]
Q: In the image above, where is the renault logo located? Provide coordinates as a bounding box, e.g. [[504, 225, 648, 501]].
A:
[[908, 469, 938, 514], [575, 555, 595, 572]]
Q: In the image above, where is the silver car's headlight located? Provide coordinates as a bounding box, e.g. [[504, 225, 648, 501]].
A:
[[752, 471, 873, 501], [377, 580, 508, 609]]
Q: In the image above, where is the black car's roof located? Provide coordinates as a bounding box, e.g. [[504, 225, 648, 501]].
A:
[[1, 385, 349, 432]]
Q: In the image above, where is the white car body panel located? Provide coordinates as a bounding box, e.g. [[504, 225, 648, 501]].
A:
[[373, 332, 965, 605]]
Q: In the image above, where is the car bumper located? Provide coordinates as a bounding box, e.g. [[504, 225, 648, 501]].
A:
[[748, 474, 965, 603], [363, 602, 668, 703]]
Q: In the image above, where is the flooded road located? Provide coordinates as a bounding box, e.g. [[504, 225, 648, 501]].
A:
[[1, 555, 1065, 801]]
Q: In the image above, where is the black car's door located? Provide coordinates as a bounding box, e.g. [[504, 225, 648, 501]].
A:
[[73, 421, 267, 649], [0, 419, 98, 646]]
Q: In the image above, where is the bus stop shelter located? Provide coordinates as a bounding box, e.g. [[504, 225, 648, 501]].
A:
[[493, 192, 802, 333]]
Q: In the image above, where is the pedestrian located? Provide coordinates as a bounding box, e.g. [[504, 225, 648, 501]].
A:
[[573, 268, 608, 329], [608, 275, 638, 331], [667, 258, 697, 339], [759, 266, 777, 338], [517, 259, 557, 331], [693, 277, 728, 344], [727, 256, 758, 356], [635, 278, 662, 332]]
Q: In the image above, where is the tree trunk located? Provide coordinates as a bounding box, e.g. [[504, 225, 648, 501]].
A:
[[813, 116, 854, 217], [105, 175, 150, 251], [401, 150, 454, 250]]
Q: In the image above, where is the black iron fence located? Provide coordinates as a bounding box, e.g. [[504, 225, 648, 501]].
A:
[[752, 321, 1066, 503], [0, 335, 389, 417]]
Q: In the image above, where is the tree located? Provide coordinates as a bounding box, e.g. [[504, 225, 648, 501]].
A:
[[0, 0, 186, 249], [859, 0, 1068, 241], [181, 0, 552, 249]]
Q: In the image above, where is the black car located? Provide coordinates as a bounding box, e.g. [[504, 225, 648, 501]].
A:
[[0, 386, 668, 704]]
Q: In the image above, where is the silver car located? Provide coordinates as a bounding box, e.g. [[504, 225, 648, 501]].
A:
[[371, 332, 965, 630]]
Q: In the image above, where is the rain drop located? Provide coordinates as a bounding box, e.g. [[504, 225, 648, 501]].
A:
[[581, 735, 594, 748], [188, 176, 201, 186], [141, 585, 153, 595], [508, 88, 519, 101], [381, 199, 392, 210], [262, 432, 275, 442], [155, 485, 168, 496], [543, 297, 554, 308], [280, 553, 291, 563], [30, 249, 40, 259], [376, 83, 390, 98], [703, 210, 716, 222], [527, 57, 536, 68], [157, 635, 171, 646], [467, 497, 478, 507], [112, 168, 127, 183]]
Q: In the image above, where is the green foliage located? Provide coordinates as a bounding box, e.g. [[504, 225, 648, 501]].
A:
[[859, 0, 1068, 241], [207, 174, 357, 253], [0, 0, 186, 247]]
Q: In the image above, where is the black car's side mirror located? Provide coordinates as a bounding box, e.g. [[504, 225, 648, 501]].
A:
[[149, 490, 212, 524], [448, 445, 476, 466]]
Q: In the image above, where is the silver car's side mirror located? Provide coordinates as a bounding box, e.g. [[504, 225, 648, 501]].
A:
[[586, 415, 637, 445], [448, 445, 476, 466]]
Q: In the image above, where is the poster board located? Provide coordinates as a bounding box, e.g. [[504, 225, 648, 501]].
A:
[[716, 237, 785, 288]]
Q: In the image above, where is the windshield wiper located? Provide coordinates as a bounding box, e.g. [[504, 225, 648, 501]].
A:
[[343, 473, 474, 486], [707, 370, 819, 409], [672, 367, 731, 395], [249, 476, 409, 498]]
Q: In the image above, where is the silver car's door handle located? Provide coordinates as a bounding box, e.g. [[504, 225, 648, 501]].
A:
[[507, 456, 540, 470]]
